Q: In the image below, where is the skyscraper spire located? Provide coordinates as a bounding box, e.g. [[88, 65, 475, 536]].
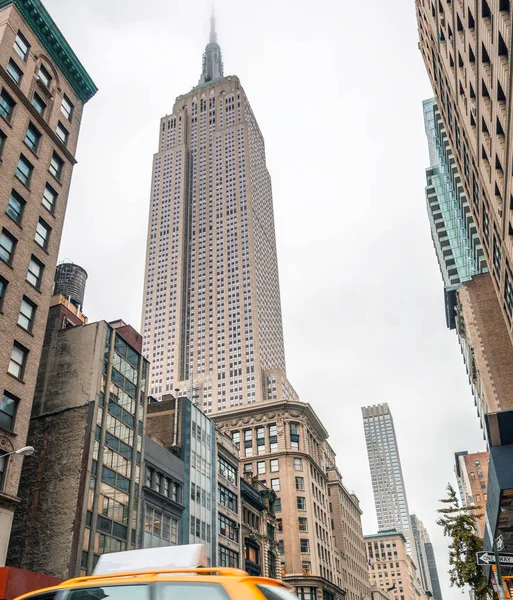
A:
[[198, 11, 223, 86], [210, 8, 217, 43]]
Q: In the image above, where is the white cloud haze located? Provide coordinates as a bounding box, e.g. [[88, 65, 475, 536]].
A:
[[44, 0, 485, 596]]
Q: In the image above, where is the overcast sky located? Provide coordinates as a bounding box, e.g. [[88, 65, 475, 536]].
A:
[[44, 0, 486, 595]]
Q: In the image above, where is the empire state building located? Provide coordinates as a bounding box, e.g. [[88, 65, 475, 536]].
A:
[[142, 16, 291, 413]]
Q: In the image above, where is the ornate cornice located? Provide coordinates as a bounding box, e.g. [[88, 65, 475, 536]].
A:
[[1, 0, 97, 103]]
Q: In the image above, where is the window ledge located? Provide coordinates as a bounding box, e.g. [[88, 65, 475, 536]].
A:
[[16, 323, 34, 337], [0, 490, 20, 504], [23, 140, 40, 160], [0, 425, 17, 437], [6, 372, 25, 384], [47, 169, 62, 186]]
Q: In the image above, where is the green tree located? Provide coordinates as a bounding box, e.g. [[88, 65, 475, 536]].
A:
[[437, 484, 492, 600]]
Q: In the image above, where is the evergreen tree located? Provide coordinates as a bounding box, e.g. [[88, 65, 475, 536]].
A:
[[437, 484, 492, 600]]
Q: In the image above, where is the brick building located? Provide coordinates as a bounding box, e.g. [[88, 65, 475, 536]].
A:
[[7, 292, 147, 578], [0, 0, 96, 562], [454, 450, 489, 538]]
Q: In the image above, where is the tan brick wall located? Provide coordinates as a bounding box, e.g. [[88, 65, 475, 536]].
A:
[[0, 2, 86, 556], [457, 273, 513, 413]]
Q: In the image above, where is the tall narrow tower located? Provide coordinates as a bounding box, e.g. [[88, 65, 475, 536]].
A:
[[142, 18, 286, 413], [361, 404, 418, 566]]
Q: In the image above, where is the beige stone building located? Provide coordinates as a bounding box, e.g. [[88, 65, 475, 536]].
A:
[[0, 0, 96, 564], [454, 450, 489, 538], [365, 531, 429, 600], [416, 0, 513, 345], [213, 399, 347, 600], [326, 465, 370, 600]]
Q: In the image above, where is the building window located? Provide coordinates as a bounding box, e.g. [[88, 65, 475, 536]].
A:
[[244, 429, 253, 457], [294, 458, 303, 471], [49, 152, 64, 180], [257, 461, 266, 475], [269, 424, 278, 452], [42, 183, 57, 213], [275, 498, 281, 512], [297, 496, 306, 510], [232, 431, 240, 448], [7, 59, 22, 84], [296, 477, 305, 491], [218, 455, 237, 484], [8, 342, 28, 379], [145, 467, 153, 487], [18, 296, 36, 332], [243, 463, 253, 475], [505, 271, 513, 315], [24, 123, 41, 153], [61, 94, 74, 121], [0, 391, 17, 431], [27, 256, 44, 289], [493, 237, 502, 276], [16, 155, 33, 186], [278, 541, 284, 555], [14, 32, 30, 62], [31, 92, 46, 116], [35, 218, 51, 250], [218, 545, 239, 568], [298, 517, 308, 532], [38, 64, 52, 88], [0, 277, 7, 311], [290, 423, 300, 450], [301, 562, 311, 576], [0, 229, 16, 265], [0, 90, 14, 122], [271, 478, 280, 492], [218, 513, 239, 542], [270, 459, 279, 472], [0, 130, 5, 156], [144, 505, 178, 546], [56, 121, 69, 146], [256, 426, 265, 454], [7, 190, 25, 224], [300, 539, 310, 553], [218, 484, 238, 512]]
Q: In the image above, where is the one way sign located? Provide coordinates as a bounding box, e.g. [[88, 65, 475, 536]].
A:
[[477, 551, 513, 566]]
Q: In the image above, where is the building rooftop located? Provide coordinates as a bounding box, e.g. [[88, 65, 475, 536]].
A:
[[364, 529, 407, 543], [0, 0, 97, 102]]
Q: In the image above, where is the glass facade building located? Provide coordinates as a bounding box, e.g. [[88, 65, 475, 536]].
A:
[[423, 98, 487, 328], [84, 323, 148, 573], [180, 398, 217, 564]]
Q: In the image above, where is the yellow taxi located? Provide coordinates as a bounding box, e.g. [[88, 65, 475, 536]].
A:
[[14, 545, 297, 600]]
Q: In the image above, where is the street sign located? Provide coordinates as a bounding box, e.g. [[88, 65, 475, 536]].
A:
[[477, 551, 513, 566]]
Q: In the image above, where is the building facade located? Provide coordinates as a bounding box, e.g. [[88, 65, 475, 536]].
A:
[[326, 466, 369, 600], [424, 534, 443, 600], [361, 405, 416, 565], [0, 0, 96, 563], [454, 450, 489, 538], [422, 97, 513, 433], [216, 430, 242, 569], [410, 515, 443, 600], [7, 291, 146, 578], [214, 400, 346, 600], [142, 434, 184, 549], [146, 395, 217, 565], [141, 15, 285, 410], [416, 0, 513, 345], [241, 474, 279, 578], [365, 531, 428, 600]]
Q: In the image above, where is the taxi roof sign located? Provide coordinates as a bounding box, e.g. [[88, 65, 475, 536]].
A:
[[93, 544, 208, 575]]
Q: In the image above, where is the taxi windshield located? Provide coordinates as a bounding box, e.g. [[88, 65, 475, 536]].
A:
[[31, 583, 231, 600]]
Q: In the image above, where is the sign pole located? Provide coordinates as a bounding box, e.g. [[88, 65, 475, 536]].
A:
[[495, 537, 507, 600]]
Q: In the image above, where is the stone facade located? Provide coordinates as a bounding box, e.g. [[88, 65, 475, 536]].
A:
[[416, 0, 513, 345], [0, 0, 96, 563], [327, 466, 369, 600], [365, 531, 429, 600], [213, 400, 346, 600], [241, 474, 279, 578], [7, 301, 147, 577]]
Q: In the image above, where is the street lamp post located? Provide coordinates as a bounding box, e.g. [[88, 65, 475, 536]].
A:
[[2, 446, 34, 459]]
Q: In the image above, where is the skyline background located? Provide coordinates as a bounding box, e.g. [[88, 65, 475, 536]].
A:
[[44, 0, 485, 596]]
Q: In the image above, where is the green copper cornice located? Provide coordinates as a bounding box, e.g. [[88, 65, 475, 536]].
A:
[[0, 0, 97, 103]]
